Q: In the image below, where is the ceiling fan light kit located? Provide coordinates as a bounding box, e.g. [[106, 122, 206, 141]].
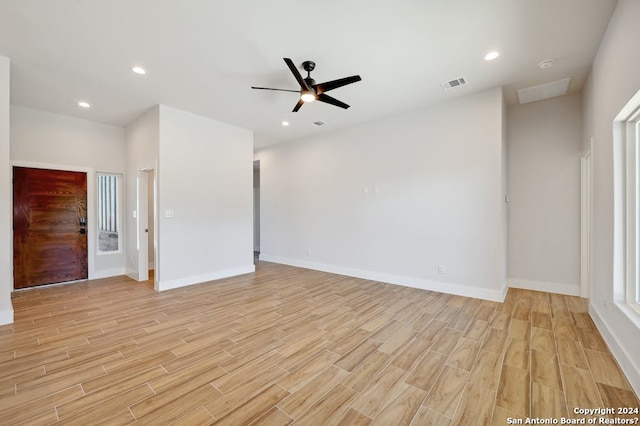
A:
[[251, 58, 361, 112], [300, 91, 316, 103]]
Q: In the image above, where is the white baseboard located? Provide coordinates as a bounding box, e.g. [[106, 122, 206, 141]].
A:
[[507, 277, 580, 296], [589, 302, 640, 397], [260, 255, 506, 302], [126, 268, 139, 281], [501, 280, 509, 301], [90, 267, 127, 280], [157, 265, 256, 292], [0, 308, 14, 326]]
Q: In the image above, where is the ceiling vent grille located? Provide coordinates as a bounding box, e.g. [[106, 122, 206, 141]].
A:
[[312, 120, 326, 126], [441, 77, 467, 90], [517, 77, 571, 104]]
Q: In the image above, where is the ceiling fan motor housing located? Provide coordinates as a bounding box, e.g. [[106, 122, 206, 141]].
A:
[[302, 61, 316, 72]]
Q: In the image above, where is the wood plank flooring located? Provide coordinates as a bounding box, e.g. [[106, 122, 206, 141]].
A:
[[0, 262, 638, 425]]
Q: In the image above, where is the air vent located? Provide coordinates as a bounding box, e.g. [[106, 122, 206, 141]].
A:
[[517, 77, 570, 105], [441, 77, 467, 90], [312, 120, 326, 126]]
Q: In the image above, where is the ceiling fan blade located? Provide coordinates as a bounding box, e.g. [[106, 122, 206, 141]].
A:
[[292, 98, 305, 112], [284, 58, 311, 91], [251, 86, 300, 93], [317, 93, 350, 109], [315, 75, 362, 94]]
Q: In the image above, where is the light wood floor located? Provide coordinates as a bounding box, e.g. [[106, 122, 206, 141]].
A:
[[0, 262, 638, 425]]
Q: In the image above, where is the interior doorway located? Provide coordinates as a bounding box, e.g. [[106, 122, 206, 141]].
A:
[[137, 168, 156, 285], [147, 170, 155, 275], [253, 160, 260, 263], [13, 166, 88, 288]]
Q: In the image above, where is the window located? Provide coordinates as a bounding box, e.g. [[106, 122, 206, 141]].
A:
[[631, 118, 640, 311], [97, 173, 122, 253], [613, 89, 640, 315]]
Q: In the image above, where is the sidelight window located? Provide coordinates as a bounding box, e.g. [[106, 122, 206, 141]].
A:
[[97, 173, 122, 253]]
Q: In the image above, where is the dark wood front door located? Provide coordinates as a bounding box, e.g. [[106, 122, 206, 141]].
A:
[[13, 167, 88, 289]]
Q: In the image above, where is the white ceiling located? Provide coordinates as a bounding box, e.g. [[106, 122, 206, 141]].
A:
[[0, 0, 617, 148]]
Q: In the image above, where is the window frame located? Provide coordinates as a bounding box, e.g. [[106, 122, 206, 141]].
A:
[[630, 118, 640, 312], [96, 172, 123, 255], [614, 90, 640, 317]]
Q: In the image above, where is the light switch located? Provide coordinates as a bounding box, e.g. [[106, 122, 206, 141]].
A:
[[165, 209, 174, 218]]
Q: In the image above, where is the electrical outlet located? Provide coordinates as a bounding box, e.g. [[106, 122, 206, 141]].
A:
[[438, 264, 445, 274], [307, 248, 312, 256]]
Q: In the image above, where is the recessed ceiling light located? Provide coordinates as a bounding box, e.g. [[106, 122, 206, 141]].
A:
[[281, 121, 290, 126], [131, 66, 146, 75], [77, 101, 91, 108], [484, 51, 500, 61]]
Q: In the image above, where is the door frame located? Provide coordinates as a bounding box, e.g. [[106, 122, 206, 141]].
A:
[[137, 166, 158, 289], [580, 139, 594, 298], [11, 160, 96, 286], [253, 160, 260, 255]]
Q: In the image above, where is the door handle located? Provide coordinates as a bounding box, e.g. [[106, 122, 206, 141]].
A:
[[79, 228, 86, 234], [145, 229, 149, 233]]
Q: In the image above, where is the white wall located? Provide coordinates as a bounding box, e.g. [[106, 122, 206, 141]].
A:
[[256, 88, 506, 301], [125, 106, 159, 280], [507, 93, 582, 295], [156, 105, 254, 290], [0, 56, 12, 325], [583, 0, 640, 395], [10, 105, 127, 279]]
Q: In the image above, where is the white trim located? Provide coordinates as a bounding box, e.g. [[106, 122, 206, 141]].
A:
[[91, 267, 126, 280], [0, 308, 13, 326], [613, 90, 640, 314], [126, 268, 139, 281], [11, 160, 97, 288], [625, 119, 639, 307], [260, 254, 507, 302], [137, 169, 149, 282], [157, 265, 256, 292], [507, 277, 581, 296], [96, 172, 123, 255], [580, 140, 593, 298], [614, 89, 640, 122], [135, 162, 158, 289], [590, 302, 640, 397], [11, 160, 92, 174]]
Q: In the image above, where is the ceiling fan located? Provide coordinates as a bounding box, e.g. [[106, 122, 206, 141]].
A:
[[251, 58, 362, 112]]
